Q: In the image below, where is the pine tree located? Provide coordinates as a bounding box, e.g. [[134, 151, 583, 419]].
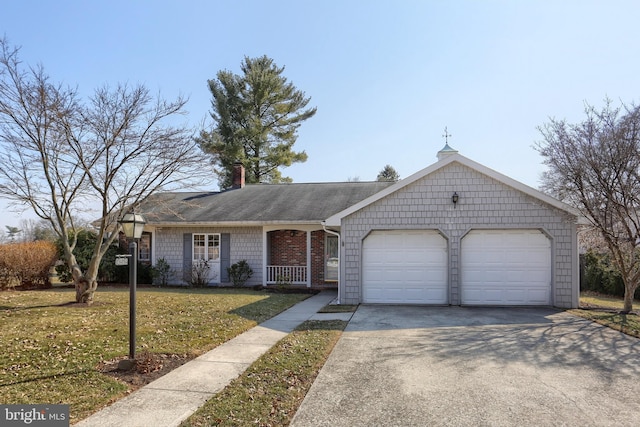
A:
[[198, 56, 317, 189], [376, 165, 400, 182]]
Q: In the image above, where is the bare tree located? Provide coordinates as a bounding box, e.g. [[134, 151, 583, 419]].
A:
[[536, 99, 640, 313], [0, 38, 207, 303], [18, 218, 57, 242]]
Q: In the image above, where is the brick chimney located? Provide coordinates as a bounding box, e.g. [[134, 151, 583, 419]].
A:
[[232, 162, 245, 189]]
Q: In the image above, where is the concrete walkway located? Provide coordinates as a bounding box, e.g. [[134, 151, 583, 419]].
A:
[[76, 291, 349, 427]]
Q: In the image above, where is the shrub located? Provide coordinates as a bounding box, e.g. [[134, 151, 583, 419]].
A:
[[151, 257, 174, 286], [189, 259, 212, 288], [0, 241, 58, 288], [111, 260, 154, 285], [581, 250, 640, 298], [55, 230, 125, 283], [227, 260, 253, 287], [0, 266, 17, 290], [275, 274, 292, 288]]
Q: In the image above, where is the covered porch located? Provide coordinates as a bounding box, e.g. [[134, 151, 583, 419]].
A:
[[263, 225, 338, 287]]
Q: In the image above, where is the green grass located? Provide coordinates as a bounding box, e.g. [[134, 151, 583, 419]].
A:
[[569, 292, 640, 338], [0, 287, 308, 423], [579, 291, 640, 310], [317, 303, 358, 313], [181, 320, 346, 427]]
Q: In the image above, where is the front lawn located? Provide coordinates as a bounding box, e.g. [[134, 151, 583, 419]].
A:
[[569, 292, 640, 338], [0, 287, 308, 423], [181, 320, 346, 427]]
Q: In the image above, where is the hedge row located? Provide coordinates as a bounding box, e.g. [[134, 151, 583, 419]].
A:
[[0, 241, 58, 289], [580, 250, 640, 299]]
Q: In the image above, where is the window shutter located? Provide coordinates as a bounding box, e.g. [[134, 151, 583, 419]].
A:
[[183, 233, 192, 283], [220, 233, 231, 282]]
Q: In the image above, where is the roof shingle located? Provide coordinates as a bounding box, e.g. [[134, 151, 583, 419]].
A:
[[140, 181, 394, 224]]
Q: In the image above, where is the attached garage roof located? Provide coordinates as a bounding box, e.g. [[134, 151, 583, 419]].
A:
[[325, 153, 580, 226], [139, 181, 394, 225]]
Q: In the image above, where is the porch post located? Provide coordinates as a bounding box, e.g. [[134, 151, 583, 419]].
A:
[[306, 230, 311, 288], [262, 228, 268, 286]]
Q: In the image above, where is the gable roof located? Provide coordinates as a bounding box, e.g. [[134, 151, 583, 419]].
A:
[[325, 153, 579, 227], [140, 181, 394, 226]]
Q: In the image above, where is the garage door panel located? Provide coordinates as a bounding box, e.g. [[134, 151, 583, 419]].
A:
[[461, 230, 551, 306], [363, 230, 447, 304]]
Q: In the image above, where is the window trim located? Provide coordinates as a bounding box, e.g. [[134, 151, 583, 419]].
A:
[[138, 232, 151, 262], [324, 234, 339, 282], [192, 233, 221, 262]]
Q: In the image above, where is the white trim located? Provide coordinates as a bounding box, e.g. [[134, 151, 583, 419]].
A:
[[262, 225, 322, 287], [325, 153, 579, 227], [306, 230, 311, 288], [322, 222, 341, 304], [262, 228, 268, 287], [192, 233, 221, 283], [146, 220, 322, 227], [138, 232, 152, 262]]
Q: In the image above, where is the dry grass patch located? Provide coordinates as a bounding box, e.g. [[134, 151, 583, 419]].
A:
[[0, 287, 308, 423], [569, 292, 640, 338], [182, 320, 347, 427], [317, 303, 357, 313]]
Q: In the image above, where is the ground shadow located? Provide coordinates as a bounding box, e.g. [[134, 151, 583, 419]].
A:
[[346, 305, 640, 375]]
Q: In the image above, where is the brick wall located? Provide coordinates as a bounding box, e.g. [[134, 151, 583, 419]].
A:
[[269, 230, 306, 266], [341, 163, 578, 308], [268, 230, 331, 287]]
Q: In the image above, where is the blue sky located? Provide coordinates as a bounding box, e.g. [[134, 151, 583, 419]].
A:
[[1, 0, 639, 228]]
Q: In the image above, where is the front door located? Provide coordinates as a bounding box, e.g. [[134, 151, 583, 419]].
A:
[[325, 234, 339, 281], [193, 233, 221, 284]]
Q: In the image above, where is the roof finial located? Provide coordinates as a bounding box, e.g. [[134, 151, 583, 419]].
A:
[[437, 128, 458, 160], [442, 126, 452, 144]]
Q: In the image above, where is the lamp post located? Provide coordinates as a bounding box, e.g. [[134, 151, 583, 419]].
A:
[[118, 211, 146, 368]]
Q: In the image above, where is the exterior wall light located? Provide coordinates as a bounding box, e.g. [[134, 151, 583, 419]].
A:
[[452, 192, 459, 207], [119, 211, 147, 240]]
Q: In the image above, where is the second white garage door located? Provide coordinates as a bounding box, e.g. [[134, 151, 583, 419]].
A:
[[362, 230, 448, 304], [461, 229, 551, 305]]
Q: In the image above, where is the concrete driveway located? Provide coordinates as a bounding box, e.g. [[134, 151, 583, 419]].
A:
[[291, 306, 640, 427]]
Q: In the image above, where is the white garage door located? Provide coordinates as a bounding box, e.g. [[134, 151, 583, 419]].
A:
[[461, 230, 551, 305], [362, 230, 448, 304]]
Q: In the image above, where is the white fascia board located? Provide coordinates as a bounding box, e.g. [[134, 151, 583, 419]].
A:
[[455, 155, 578, 214], [146, 220, 322, 228], [325, 155, 459, 226], [325, 153, 578, 225]]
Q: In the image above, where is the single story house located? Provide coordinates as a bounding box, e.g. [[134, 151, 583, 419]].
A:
[[136, 145, 579, 308]]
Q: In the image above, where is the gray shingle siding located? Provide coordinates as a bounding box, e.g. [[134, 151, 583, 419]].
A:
[[340, 163, 578, 308], [155, 226, 262, 286]]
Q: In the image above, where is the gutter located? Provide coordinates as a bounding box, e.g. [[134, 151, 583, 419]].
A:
[[322, 221, 341, 305]]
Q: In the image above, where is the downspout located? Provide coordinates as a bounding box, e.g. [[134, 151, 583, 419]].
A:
[[322, 221, 341, 305]]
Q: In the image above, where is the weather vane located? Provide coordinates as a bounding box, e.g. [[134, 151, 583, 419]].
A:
[[442, 127, 452, 144]]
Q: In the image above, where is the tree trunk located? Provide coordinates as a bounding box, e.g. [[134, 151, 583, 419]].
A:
[[75, 277, 98, 304], [622, 285, 635, 314]]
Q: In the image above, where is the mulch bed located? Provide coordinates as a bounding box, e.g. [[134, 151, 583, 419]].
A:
[[98, 352, 193, 389]]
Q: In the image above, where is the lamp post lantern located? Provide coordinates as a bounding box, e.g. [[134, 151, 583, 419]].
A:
[[117, 211, 146, 368]]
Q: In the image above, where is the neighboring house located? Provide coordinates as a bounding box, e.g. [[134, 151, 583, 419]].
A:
[[137, 146, 580, 309]]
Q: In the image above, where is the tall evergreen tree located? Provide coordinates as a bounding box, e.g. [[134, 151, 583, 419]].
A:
[[198, 56, 317, 189]]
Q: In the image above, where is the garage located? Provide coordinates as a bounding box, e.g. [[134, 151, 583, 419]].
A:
[[362, 230, 448, 304], [461, 229, 551, 305]]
